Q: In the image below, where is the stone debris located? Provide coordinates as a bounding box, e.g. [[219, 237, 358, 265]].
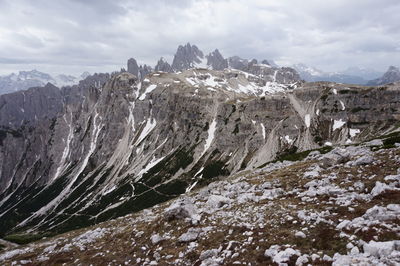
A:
[[1, 141, 399, 265]]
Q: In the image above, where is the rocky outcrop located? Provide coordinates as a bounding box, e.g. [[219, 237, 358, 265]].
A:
[[0, 68, 399, 239], [228, 56, 249, 71], [154, 57, 172, 73], [127, 58, 139, 77], [206, 49, 228, 70], [367, 66, 400, 86], [171, 43, 205, 71], [138, 64, 152, 80], [1, 137, 399, 265]]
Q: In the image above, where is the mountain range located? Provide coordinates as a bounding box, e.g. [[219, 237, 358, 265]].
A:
[[0, 70, 90, 95], [292, 64, 386, 85], [0, 43, 399, 265]]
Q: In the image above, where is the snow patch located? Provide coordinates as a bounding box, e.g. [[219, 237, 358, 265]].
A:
[[305, 114, 311, 128], [201, 119, 217, 157], [139, 84, 157, 100], [333, 119, 346, 131]]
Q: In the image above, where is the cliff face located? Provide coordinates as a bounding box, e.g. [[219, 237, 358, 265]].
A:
[[0, 68, 399, 237]]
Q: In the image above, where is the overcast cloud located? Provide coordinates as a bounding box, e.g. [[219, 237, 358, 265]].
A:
[[0, 0, 399, 75]]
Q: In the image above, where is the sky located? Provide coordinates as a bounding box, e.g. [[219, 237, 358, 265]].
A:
[[0, 0, 399, 76]]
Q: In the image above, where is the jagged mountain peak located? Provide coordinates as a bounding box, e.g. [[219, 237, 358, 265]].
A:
[[127, 57, 139, 77], [155, 57, 172, 73], [206, 49, 228, 70], [171, 43, 206, 71]]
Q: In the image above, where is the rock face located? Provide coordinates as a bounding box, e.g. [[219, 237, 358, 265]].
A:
[[154, 57, 172, 73], [171, 43, 205, 71], [206, 49, 228, 70], [127, 58, 139, 77], [1, 136, 400, 265], [0, 66, 399, 239], [228, 56, 249, 71], [367, 66, 400, 86]]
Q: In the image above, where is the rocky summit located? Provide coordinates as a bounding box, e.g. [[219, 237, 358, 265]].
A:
[[0, 43, 400, 265]]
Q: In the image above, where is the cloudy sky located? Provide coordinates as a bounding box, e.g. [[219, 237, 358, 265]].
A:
[[0, 0, 399, 76]]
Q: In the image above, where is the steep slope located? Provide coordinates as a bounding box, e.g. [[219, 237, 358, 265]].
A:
[[0, 68, 399, 241], [1, 137, 399, 265], [367, 66, 400, 86]]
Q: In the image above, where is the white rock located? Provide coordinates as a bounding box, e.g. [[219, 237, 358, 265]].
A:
[[364, 139, 383, 147], [370, 181, 393, 197], [150, 234, 165, 245], [295, 231, 306, 238], [207, 195, 232, 209], [352, 154, 374, 166], [178, 228, 201, 242], [199, 249, 219, 261], [363, 240, 400, 258], [164, 198, 199, 222], [295, 254, 309, 265], [336, 220, 351, 230], [350, 246, 359, 255]]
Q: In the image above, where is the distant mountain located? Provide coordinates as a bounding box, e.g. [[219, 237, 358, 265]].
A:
[[341, 67, 383, 80], [0, 70, 89, 95], [292, 64, 373, 85], [171, 43, 206, 71], [128, 43, 299, 84], [367, 66, 400, 86]]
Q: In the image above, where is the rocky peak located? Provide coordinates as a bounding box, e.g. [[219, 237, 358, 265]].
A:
[[206, 49, 228, 70], [80, 71, 91, 80], [127, 58, 139, 77], [154, 57, 172, 73], [261, 59, 271, 65], [171, 43, 205, 71], [138, 64, 152, 80], [227, 56, 249, 71], [367, 65, 400, 86]]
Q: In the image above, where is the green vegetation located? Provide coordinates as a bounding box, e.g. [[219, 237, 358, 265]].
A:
[[377, 131, 400, 149], [202, 161, 230, 180], [3, 233, 48, 245], [258, 146, 333, 168]]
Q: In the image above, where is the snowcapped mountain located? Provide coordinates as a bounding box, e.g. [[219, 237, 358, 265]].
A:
[[0, 43, 400, 265], [0, 70, 90, 95], [292, 64, 383, 85], [130, 43, 300, 84]]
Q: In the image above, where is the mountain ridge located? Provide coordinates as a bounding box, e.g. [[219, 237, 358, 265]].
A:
[[0, 70, 90, 95], [0, 65, 399, 241]]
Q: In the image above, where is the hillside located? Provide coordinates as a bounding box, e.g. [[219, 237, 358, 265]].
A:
[[1, 134, 399, 265]]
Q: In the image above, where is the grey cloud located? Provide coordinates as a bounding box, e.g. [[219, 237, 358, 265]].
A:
[[0, 0, 399, 76]]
